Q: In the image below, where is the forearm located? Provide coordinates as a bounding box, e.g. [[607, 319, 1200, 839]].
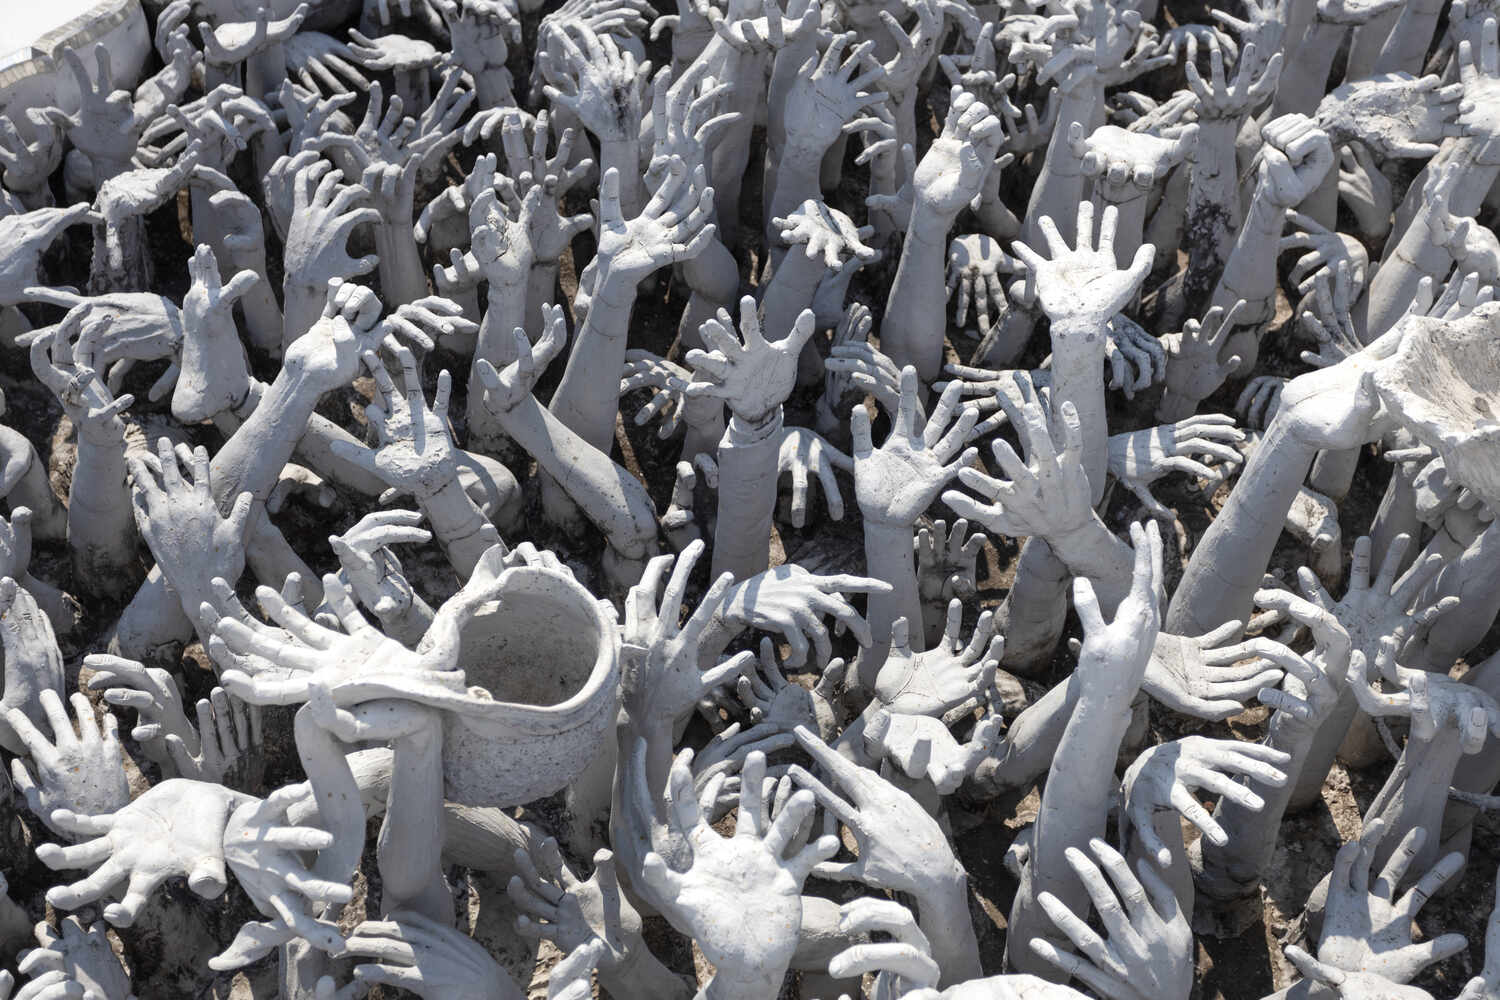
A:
[[1167, 418, 1318, 635], [67, 435, 137, 591], [711, 412, 782, 581], [467, 276, 531, 451], [1184, 118, 1244, 306], [602, 944, 694, 1000], [1047, 515, 1136, 614], [211, 370, 323, 504], [1272, 22, 1342, 117], [862, 518, 925, 667], [1364, 728, 1464, 877], [494, 395, 658, 564], [1373, 0, 1445, 74], [1049, 322, 1110, 502], [416, 477, 501, 578], [883, 209, 954, 384], [1195, 714, 1320, 899], [912, 871, 983, 985], [759, 253, 825, 339], [1024, 87, 1099, 245], [373, 217, 428, 308], [1362, 213, 1457, 340], [549, 275, 637, 452], [1210, 179, 1287, 327], [768, 147, 825, 235], [282, 281, 326, 351], [601, 139, 644, 217]]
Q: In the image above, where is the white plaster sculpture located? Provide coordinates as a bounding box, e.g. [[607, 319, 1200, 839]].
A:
[[6, 0, 1500, 997]]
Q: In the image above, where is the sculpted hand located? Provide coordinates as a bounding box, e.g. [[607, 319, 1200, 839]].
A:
[[344, 910, 515, 998], [1286, 945, 1438, 1000], [86, 653, 198, 751], [127, 438, 256, 618], [1028, 839, 1193, 1000], [0, 113, 64, 196], [620, 351, 724, 441], [916, 518, 987, 608], [775, 200, 879, 272], [641, 750, 838, 985], [0, 204, 94, 306], [714, 563, 891, 666], [1350, 637, 1500, 751], [777, 426, 852, 526], [1011, 201, 1154, 327], [783, 33, 889, 157], [1105, 315, 1169, 397], [1185, 40, 1282, 118], [1071, 521, 1164, 701], [164, 687, 263, 790], [1318, 819, 1467, 982], [38, 779, 250, 927], [945, 379, 1093, 539], [595, 160, 716, 288], [334, 348, 463, 503], [18, 917, 134, 1000], [1256, 114, 1336, 208], [8, 690, 129, 837], [1108, 414, 1245, 520], [1080, 124, 1198, 198], [947, 234, 1017, 335], [509, 840, 646, 975], [872, 606, 1001, 718], [685, 298, 818, 425], [790, 726, 966, 896], [329, 509, 430, 620], [1317, 73, 1466, 159], [1143, 622, 1288, 720], [1122, 736, 1291, 865], [281, 160, 381, 289], [540, 25, 650, 144], [912, 89, 1005, 216], [853, 367, 979, 527], [0, 578, 66, 755], [212, 785, 350, 970]]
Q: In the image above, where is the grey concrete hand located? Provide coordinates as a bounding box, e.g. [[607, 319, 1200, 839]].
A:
[[508, 839, 645, 973], [1011, 201, 1154, 327], [1122, 737, 1291, 865], [872, 605, 1001, 718], [540, 25, 650, 143], [1108, 414, 1245, 519], [18, 917, 134, 1000], [947, 234, 1017, 336], [1027, 839, 1192, 1000], [854, 367, 979, 528], [37, 779, 250, 927], [212, 786, 350, 970], [7, 690, 129, 838], [1317, 819, 1467, 982], [913, 89, 1005, 216], [641, 749, 837, 990], [715, 563, 891, 665], [329, 509, 430, 619], [164, 687, 262, 789], [0, 577, 65, 755], [86, 652, 197, 749], [1104, 315, 1169, 398], [1143, 623, 1288, 720], [0, 203, 94, 307], [1286, 945, 1436, 1000], [684, 297, 818, 424]]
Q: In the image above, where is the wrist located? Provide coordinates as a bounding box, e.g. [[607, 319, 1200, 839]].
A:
[[725, 407, 783, 443]]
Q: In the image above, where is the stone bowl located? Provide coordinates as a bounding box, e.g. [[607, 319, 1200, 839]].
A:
[[439, 565, 620, 808]]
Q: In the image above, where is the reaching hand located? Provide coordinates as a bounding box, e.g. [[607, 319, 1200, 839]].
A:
[[509, 840, 646, 975], [1144, 622, 1289, 720], [1011, 201, 1154, 328], [343, 910, 515, 999], [912, 88, 1005, 216], [853, 367, 979, 527], [1108, 415, 1245, 520], [1122, 736, 1291, 865], [8, 690, 130, 838], [684, 297, 817, 425], [1028, 839, 1193, 1000]]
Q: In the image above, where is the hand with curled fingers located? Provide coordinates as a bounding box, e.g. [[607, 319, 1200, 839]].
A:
[[36, 778, 252, 928], [712, 562, 891, 667], [539, 24, 651, 145], [1104, 314, 1169, 398], [1108, 415, 1245, 521], [1317, 819, 1468, 983], [640, 748, 839, 990], [730, 638, 843, 738], [1122, 736, 1291, 867], [162, 687, 263, 791], [1246, 580, 1353, 723], [507, 839, 649, 976], [340, 909, 515, 998], [775, 200, 880, 272], [777, 426, 852, 527], [7, 689, 129, 838], [329, 509, 432, 623], [0, 203, 94, 307], [280, 159, 381, 296], [782, 32, 890, 158], [620, 350, 725, 442], [825, 897, 939, 994], [85, 653, 196, 758], [1026, 839, 1193, 1000], [1143, 622, 1289, 721], [210, 785, 352, 970], [946, 234, 1017, 337], [912, 89, 1005, 217], [1349, 636, 1500, 752], [863, 700, 1006, 796]]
